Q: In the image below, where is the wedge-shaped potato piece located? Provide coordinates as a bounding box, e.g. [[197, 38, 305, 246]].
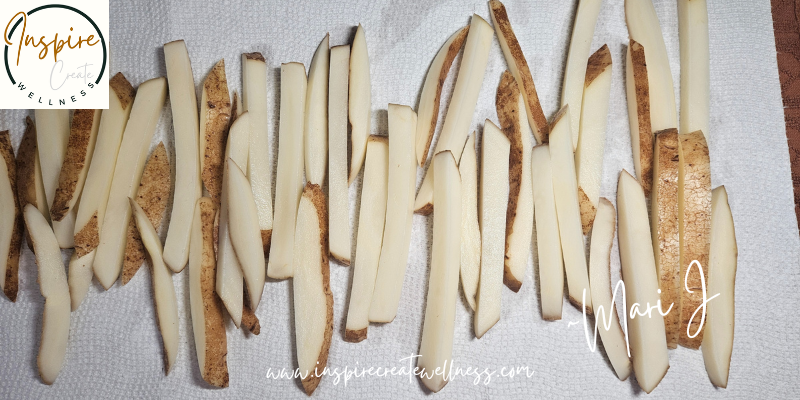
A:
[[329, 45, 351, 265], [414, 14, 493, 214], [24, 204, 70, 385], [68, 252, 93, 310], [415, 25, 469, 166], [625, 0, 677, 132], [678, 0, 709, 140], [130, 198, 179, 375], [589, 198, 632, 381], [345, 136, 388, 342], [560, 0, 602, 148], [418, 151, 461, 392], [292, 184, 333, 395], [459, 133, 480, 311], [93, 77, 167, 289], [702, 186, 737, 388], [530, 145, 564, 320], [617, 170, 669, 393], [549, 106, 592, 314], [35, 109, 69, 224], [489, 0, 548, 144], [475, 120, 510, 338], [348, 24, 371, 185], [576, 45, 613, 233], [163, 40, 202, 273], [651, 129, 680, 348], [369, 105, 417, 323], [121, 143, 170, 284], [305, 34, 329, 186], [267, 62, 307, 280], [74, 72, 135, 257], [0, 131, 21, 302], [678, 130, 711, 348], [200, 59, 231, 207], [242, 53, 274, 250], [16, 117, 48, 223], [496, 71, 533, 292], [625, 40, 654, 197]]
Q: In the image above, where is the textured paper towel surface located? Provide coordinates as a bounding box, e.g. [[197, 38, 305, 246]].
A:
[[0, 0, 798, 398]]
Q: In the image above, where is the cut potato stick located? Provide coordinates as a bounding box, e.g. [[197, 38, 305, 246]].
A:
[[702, 186, 737, 388], [16, 117, 48, 251], [418, 150, 461, 393], [345, 136, 388, 342], [496, 71, 533, 292], [369, 105, 417, 323], [242, 53, 274, 251], [678, 0, 709, 140], [588, 198, 632, 381], [93, 77, 167, 289], [24, 204, 70, 385], [130, 198, 178, 375], [189, 197, 228, 388], [348, 24, 371, 185], [74, 72, 135, 257], [625, 0, 677, 132], [459, 132, 480, 311], [489, 0, 549, 143], [549, 106, 592, 314], [625, 40, 654, 197], [475, 121, 510, 338], [530, 145, 564, 320], [576, 45, 613, 233], [329, 45, 352, 265], [0, 131, 21, 302], [414, 14, 493, 214], [163, 40, 202, 273], [121, 143, 170, 284], [241, 288, 261, 335], [200, 59, 232, 207], [267, 62, 307, 280], [34, 109, 69, 224], [68, 251, 93, 310], [305, 34, 329, 186], [617, 170, 669, 393], [678, 130, 711, 349], [415, 25, 469, 166], [292, 184, 333, 395], [560, 0, 602, 148]]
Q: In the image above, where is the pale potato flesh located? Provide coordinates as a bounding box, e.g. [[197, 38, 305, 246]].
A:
[[199, 59, 231, 207], [678, 0, 710, 140], [68, 251, 94, 311], [348, 24, 371, 185], [34, 109, 70, 222], [459, 133, 480, 311], [304, 34, 329, 186], [328, 45, 351, 265]]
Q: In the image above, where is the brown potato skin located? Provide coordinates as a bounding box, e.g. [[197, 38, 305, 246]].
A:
[[109, 72, 136, 110], [344, 327, 367, 343], [630, 40, 654, 197], [16, 117, 39, 253], [578, 187, 597, 235], [51, 109, 99, 221], [73, 213, 98, 258], [201, 60, 232, 208], [241, 287, 261, 335], [0, 131, 22, 302], [585, 44, 612, 87]]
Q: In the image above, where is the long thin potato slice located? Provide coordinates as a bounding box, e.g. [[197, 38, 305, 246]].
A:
[[0, 131, 22, 302], [678, 0, 709, 140], [241, 289, 261, 335], [348, 24, 371, 185], [200, 59, 232, 207], [35, 109, 69, 225], [625, 40, 654, 197], [305, 34, 329, 186], [329, 45, 351, 265], [16, 117, 48, 222], [68, 252, 93, 310], [459, 132, 480, 311]]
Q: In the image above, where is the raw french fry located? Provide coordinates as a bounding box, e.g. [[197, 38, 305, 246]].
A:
[[549, 106, 592, 314], [625, 0, 677, 132], [617, 170, 669, 394], [348, 24, 371, 185], [459, 132, 480, 311], [588, 198, 632, 381], [93, 77, 167, 289], [530, 145, 564, 320], [625, 40, 654, 197], [130, 198, 178, 375], [34, 109, 69, 227], [163, 40, 202, 273], [16, 117, 48, 224], [418, 150, 461, 393], [23, 204, 69, 385], [369, 105, 416, 323], [414, 14, 493, 214], [292, 184, 333, 395], [68, 252, 93, 310], [189, 197, 228, 388], [267, 62, 307, 280], [0, 131, 22, 302], [200, 59, 232, 207], [489, 0, 549, 143], [305, 34, 330, 186], [702, 186, 737, 388], [241, 289, 261, 335], [678, 130, 711, 349], [329, 45, 351, 265], [576, 45, 613, 233], [496, 71, 533, 292], [415, 25, 469, 166], [560, 0, 602, 148], [345, 136, 388, 342], [678, 0, 709, 140]]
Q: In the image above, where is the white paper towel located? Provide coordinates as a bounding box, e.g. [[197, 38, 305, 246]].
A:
[[0, 0, 798, 398]]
